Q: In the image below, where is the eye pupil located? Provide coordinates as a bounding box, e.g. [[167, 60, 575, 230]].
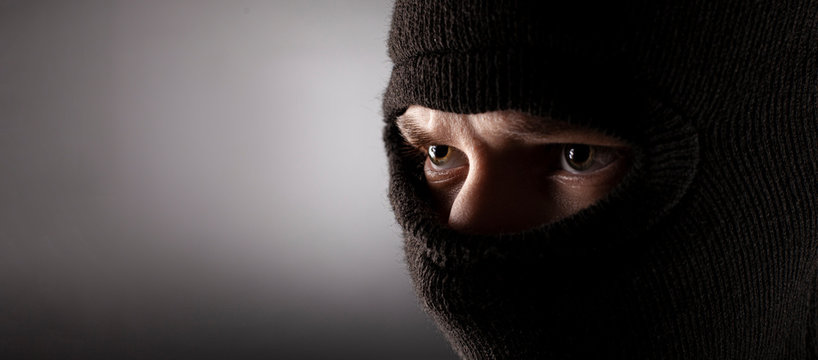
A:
[[429, 145, 451, 166], [430, 145, 449, 158], [565, 144, 595, 170]]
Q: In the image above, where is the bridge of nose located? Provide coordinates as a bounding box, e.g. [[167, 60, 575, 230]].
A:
[[447, 151, 555, 234]]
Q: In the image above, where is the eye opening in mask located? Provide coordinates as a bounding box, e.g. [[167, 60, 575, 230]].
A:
[[397, 107, 638, 233]]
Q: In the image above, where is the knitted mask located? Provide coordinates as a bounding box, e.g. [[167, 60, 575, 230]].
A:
[[382, 0, 818, 358]]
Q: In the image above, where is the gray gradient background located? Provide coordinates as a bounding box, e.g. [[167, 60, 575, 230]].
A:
[[0, 1, 455, 359]]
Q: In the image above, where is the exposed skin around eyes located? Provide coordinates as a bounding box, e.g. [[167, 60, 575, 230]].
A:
[[397, 105, 631, 234]]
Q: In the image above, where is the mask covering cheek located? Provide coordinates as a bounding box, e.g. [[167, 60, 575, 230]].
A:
[[383, 98, 700, 358]]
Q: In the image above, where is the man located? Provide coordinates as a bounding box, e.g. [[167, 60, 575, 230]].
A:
[[383, 0, 818, 358]]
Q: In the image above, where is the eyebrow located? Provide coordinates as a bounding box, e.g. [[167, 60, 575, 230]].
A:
[[396, 110, 577, 146], [396, 114, 437, 147]]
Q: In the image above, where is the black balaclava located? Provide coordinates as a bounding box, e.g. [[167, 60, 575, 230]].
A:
[[383, 1, 818, 358]]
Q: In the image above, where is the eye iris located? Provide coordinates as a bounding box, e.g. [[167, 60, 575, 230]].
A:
[[565, 144, 595, 171], [429, 145, 450, 166]]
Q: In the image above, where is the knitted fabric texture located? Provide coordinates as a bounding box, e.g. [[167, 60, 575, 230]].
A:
[[383, 0, 818, 358]]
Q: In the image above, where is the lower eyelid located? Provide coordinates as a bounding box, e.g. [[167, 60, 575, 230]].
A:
[[424, 160, 468, 184], [555, 155, 629, 179]]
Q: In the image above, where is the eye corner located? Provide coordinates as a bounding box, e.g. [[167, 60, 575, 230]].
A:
[[396, 139, 428, 163]]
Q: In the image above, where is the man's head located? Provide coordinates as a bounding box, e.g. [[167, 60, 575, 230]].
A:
[[383, 0, 818, 358]]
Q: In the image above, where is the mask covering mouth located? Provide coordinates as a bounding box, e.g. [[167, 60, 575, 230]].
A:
[[383, 0, 818, 358]]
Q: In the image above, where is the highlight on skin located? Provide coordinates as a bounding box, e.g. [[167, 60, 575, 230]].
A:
[[397, 105, 632, 234]]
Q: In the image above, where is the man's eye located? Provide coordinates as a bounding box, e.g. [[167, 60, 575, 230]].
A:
[[560, 144, 622, 174], [427, 145, 466, 169]]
